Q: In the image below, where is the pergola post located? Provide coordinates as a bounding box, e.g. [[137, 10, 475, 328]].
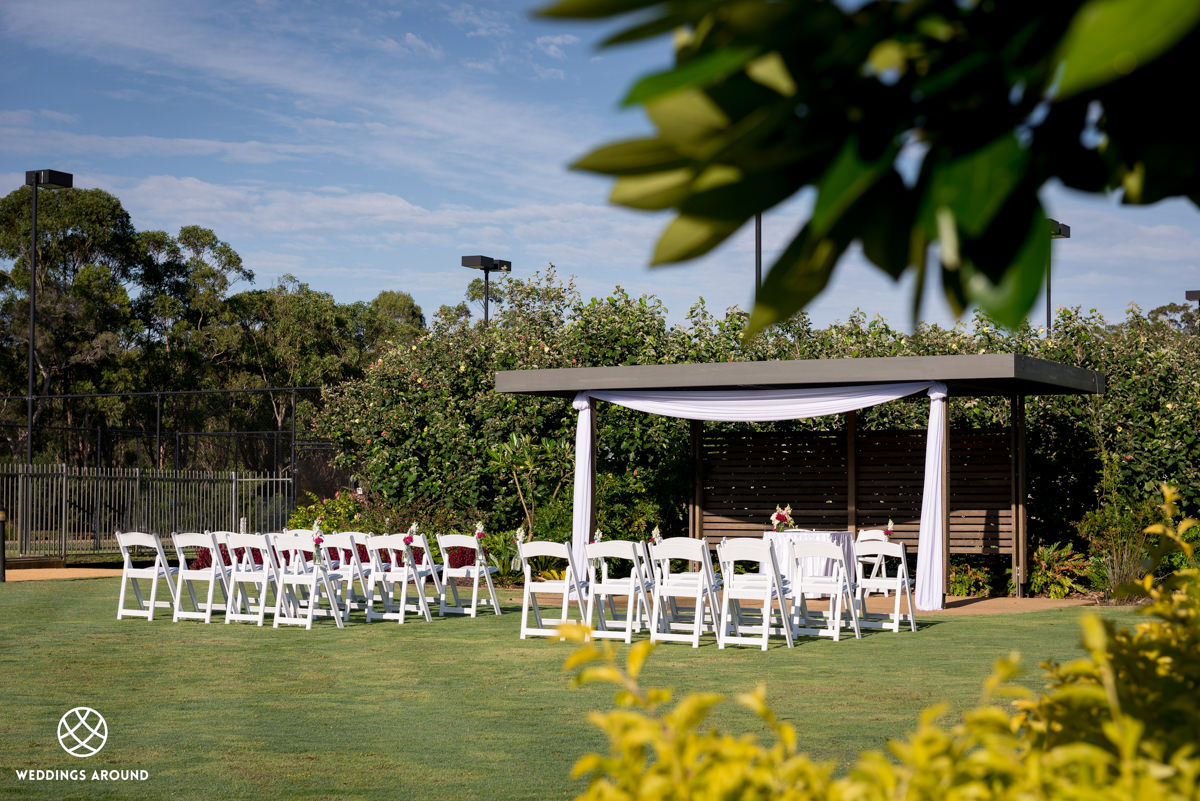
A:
[[689, 419, 703, 540], [846, 410, 858, 534], [1012, 394, 1027, 597]]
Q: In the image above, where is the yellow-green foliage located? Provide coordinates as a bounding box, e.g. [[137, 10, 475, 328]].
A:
[[561, 486, 1200, 801]]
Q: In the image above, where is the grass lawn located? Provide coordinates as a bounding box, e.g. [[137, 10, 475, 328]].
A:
[[0, 577, 1139, 800]]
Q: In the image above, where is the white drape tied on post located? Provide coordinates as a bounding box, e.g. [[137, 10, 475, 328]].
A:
[[571, 381, 948, 610]]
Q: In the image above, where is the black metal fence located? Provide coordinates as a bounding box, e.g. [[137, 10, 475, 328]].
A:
[[0, 464, 294, 557]]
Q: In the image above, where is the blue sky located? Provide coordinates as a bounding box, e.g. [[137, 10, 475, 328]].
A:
[[2, 0, 1197, 332]]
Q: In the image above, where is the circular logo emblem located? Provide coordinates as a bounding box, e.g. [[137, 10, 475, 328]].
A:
[[57, 707, 108, 758]]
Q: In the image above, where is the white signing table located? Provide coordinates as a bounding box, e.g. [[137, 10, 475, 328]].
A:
[[762, 529, 855, 592]]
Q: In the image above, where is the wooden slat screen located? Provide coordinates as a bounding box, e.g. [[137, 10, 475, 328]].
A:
[[698, 427, 1012, 554]]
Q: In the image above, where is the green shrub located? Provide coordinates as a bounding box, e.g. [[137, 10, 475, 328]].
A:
[[561, 487, 1200, 801], [1028, 541, 1090, 598], [947, 555, 998, 597]]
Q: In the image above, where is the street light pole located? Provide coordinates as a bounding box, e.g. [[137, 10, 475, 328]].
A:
[[1047, 219, 1071, 334], [23, 169, 72, 552], [461, 255, 512, 327]]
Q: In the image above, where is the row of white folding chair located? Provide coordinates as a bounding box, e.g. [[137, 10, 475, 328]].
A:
[[120, 529, 345, 628], [361, 530, 501, 623]]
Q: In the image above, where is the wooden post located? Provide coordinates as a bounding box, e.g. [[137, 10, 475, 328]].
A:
[[846, 410, 857, 533], [690, 420, 703, 540], [1012, 394, 1027, 597]]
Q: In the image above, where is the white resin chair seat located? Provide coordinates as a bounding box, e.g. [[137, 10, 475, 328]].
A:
[[365, 532, 443, 623], [171, 531, 228, 623], [854, 540, 917, 632], [648, 537, 721, 648], [270, 532, 347, 629], [788, 539, 861, 641], [437, 533, 501, 617], [518, 540, 588, 639], [584, 540, 652, 643], [116, 531, 178, 621], [224, 533, 279, 626], [716, 538, 794, 650]]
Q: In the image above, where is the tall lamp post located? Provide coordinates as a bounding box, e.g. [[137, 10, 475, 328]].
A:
[[23, 169, 73, 554], [1187, 290, 1200, 334], [461, 255, 511, 327], [1046, 218, 1071, 334]]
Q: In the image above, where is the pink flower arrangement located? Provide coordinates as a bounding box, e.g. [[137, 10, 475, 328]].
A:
[[770, 505, 795, 532]]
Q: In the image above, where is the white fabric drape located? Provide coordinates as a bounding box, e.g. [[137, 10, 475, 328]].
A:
[[570, 393, 595, 586], [915, 384, 947, 610], [570, 381, 949, 611]]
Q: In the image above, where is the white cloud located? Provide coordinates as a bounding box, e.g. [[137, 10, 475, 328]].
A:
[[535, 34, 579, 60], [445, 3, 513, 39], [380, 32, 444, 59]]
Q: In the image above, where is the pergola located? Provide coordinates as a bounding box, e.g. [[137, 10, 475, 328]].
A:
[[495, 354, 1104, 609]]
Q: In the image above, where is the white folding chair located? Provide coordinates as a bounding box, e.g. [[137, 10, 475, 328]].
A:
[[584, 540, 652, 643], [116, 531, 178, 621], [854, 528, 889, 586], [648, 537, 721, 648], [171, 531, 228, 623], [436, 533, 501, 617], [716, 538, 794, 650], [517, 540, 587, 639], [224, 533, 279, 626], [854, 540, 917, 632], [270, 532, 347, 629], [320, 531, 372, 612], [788, 539, 861, 641], [364, 532, 443, 623]]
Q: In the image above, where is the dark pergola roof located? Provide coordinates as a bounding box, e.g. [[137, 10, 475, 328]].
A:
[[495, 354, 1104, 398]]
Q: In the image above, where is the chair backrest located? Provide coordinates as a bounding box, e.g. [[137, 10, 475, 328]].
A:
[[271, 532, 314, 575], [227, 532, 276, 572], [788, 538, 849, 581], [365, 533, 405, 571], [172, 531, 221, 571], [437, 533, 483, 569], [520, 540, 569, 561], [856, 529, 889, 543], [650, 537, 717, 584], [717, 536, 772, 565], [408, 531, 438, 567], [853, 540, 909, 579], [321, 531, 363, 571], [117, 531, 168, 568], [585, 539, 645, 584]]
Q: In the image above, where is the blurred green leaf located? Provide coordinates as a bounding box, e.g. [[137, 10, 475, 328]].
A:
[[809, 137, 898, 241], [571, 138, 689, 176], [623, 47, 760, 107], [651, 214, 742, 264], [535, 0, 660, 19], [1053, 0, 1200, 99], [962, 202, 1050, 327], [930, 135, 1031, 238]]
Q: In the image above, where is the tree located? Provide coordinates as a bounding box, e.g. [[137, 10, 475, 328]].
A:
[[0, 186, 141, 460], [363, 289, 424, 351], [465, 276, 505, 321], [539, 0, 1200, 334]]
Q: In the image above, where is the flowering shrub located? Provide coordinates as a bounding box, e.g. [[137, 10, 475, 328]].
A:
[[560, 486, 1200, 801]]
